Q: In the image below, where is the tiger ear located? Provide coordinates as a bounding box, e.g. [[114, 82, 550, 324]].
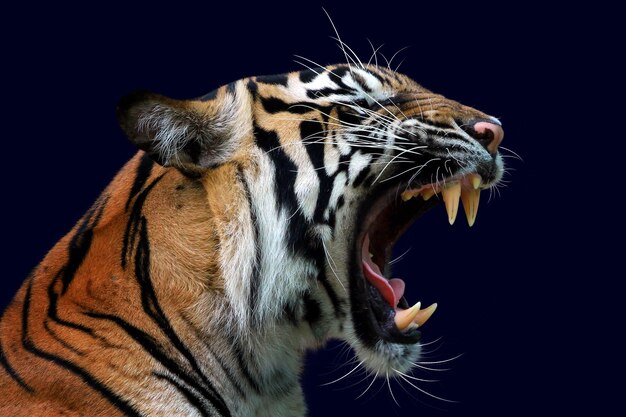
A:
[[116, 86, 249, 174]]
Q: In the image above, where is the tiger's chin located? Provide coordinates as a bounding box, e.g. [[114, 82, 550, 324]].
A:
[[345, 172, 488, 375]]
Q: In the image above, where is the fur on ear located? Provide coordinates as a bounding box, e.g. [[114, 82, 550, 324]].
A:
[[117, 83, 251, 174]]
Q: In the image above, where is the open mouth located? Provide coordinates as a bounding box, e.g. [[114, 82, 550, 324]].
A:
[[352, 173, 484, 345]]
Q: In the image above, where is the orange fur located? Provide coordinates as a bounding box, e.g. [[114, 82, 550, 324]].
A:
[[0, 154, 229, 416]]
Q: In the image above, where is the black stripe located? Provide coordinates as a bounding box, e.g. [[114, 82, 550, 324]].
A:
[[178, 313, 247, 398], [125, 154, 154, 211], [246, 79, 258, 95], [302, 291, 321, 327], [60, 195, 108, 294], [281, 301, 299, 326], [43, 319, 85, 356], [313, 260, 343, 318], [327, 209, 337, 231], [299, 67, 324, 83], [260, 96, 329, 115], [336, 107, 364, 128], [256, 73, 289, 87], [352, 166, 371, 188], [363, 173, 375, 188], [229, 335, 262, 394], [0, 335, 34, 393], [238, 168, 261, 327], [84, 311, 229, 416], [253, 124, 313, 259], [121, 174, 164, 268], [47, 196, 109, 336], [133, 217, 231, 416], [337, 195, 345, 210], [46, 286, 94, 335], [21, 280, 142, 417], [306, 86, 356, 100], [153, 372, 214, 417], [299, 120, 332, 225], [202, 346, 246, 398]]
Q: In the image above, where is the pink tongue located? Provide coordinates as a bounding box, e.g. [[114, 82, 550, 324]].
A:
[[362, 260, 406, 308]]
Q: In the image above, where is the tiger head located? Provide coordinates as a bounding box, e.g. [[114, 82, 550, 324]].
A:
[[118, 64, 504, 380]]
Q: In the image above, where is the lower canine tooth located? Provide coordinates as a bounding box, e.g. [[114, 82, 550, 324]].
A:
[[461, 188, 481, 227], [441, 183, 461, 225], [470, 174, 482, 190], [395, 302, 421, 330], [413, 303, 437, 327]]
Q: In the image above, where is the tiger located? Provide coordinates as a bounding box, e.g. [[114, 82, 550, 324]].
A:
[[0, 63, 504, 416]]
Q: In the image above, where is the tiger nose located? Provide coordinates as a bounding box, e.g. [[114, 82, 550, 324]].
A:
[[470, 119, 504, 155]]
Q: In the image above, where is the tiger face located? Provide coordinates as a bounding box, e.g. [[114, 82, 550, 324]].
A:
[[118, 64, 504, 381]]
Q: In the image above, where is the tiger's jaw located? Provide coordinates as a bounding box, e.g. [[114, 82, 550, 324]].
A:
[[343, 170, 497, 374]]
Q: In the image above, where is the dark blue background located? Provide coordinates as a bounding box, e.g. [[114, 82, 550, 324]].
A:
[[0, 1, 618, 415]]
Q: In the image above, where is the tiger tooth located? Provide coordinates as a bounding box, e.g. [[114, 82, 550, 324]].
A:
[[422, 188, 436, 201], [470, 174, 482, 190], [394, 302, 421, 330], [441, 183, 461, 225], [413, 303, 437, 327], [401, 189, 420, 201], [461, 188, 481, 227]]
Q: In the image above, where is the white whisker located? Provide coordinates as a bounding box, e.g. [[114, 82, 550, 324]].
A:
[[389, 247, 412, 266], [321, 361, 364, 386], [396, 373, 456, 403], [386, 372, 400, 407], [417, 353, 464, 365], [499, 146, 523, 162], [321, 240, 346, 293], [322, 8, 356, 73], [392, 368, 438, 383], [387, 45, 410, 71], [355, 371, 379, 400], [366, 38, 383, 68]]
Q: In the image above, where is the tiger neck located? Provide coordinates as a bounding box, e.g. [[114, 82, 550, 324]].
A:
[[0, 152, 346, 416], [23, 153, 334, 414], [109, 155, 331, 405]]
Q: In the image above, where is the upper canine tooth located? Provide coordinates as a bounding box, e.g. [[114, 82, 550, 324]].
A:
[[441, 183, 461, 225], [413, 303, 437, 327], [394, 302, 421, 330], [461, 188, 481, 227]]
